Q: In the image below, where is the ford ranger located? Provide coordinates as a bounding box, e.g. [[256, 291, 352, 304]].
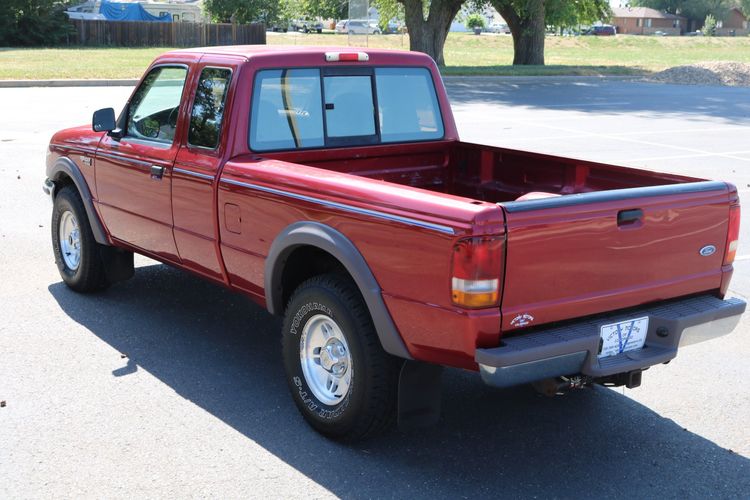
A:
[[45, 46, 746, 441]]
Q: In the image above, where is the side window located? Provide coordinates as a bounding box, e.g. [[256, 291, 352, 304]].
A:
[[188, 67, 232, 149], [127, 66, 187, 144], [250, 69, 324, 151], [322, 75, 375, 138]]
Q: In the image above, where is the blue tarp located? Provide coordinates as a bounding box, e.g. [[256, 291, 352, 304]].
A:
[[99, 1, 172, 22]]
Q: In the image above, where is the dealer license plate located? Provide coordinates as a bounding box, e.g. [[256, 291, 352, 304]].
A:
[[598, 317, 649, 359]]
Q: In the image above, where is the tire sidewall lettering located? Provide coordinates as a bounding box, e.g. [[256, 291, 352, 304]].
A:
[[289, 301, 350, 421]]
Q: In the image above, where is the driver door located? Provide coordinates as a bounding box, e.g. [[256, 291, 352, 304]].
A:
[[96, 65, 189, 260]]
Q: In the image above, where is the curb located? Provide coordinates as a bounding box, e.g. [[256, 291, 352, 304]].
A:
[[0, 79, 139, 88], [441, 75, 643, 82]]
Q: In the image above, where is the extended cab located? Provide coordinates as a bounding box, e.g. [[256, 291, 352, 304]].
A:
[[45, 46, 745, 440]]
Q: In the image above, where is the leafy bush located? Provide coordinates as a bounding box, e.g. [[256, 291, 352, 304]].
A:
[[703, 14, 717, 36], [466, 13, 485, 30]]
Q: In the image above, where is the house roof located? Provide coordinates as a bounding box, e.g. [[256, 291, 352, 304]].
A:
[[611, 7, 683, 19]]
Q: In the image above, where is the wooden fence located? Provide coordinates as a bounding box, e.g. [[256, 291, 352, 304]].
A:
[[67, 19, 266, 47]]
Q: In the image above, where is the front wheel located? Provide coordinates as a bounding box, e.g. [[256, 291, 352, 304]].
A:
[[282, 274, 399, 441], [51, 185, 109, 292]]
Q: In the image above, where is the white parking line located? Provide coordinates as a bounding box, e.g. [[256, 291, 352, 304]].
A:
[[539, 101, 632, 107], [509, 118, 750, 163], [630, 150, 750, 162]]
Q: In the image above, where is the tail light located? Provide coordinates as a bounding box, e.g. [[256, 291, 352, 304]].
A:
[[724, 203, 740, 265], [451, 236, 504, 309]]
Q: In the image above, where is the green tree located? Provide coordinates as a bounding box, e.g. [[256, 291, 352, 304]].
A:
[[302, 0, 348, 19], [490, 0, 610, 65], [203, 0, 286, 24], [391, 0, 466, 65], [546, 0, 611, 33], [372, 0, 404, 31], [0, 0, 75, 46], [703, 12, 718, 33], [466, 12, 486, 29]]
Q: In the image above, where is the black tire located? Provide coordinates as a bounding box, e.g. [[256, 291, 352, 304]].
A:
[[51, 185, 109, 292], [282, 274, 400, 441]]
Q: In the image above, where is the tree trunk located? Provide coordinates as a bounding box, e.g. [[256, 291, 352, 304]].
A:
[[400, 0, 463, 66], [493, 0, 546, 65]]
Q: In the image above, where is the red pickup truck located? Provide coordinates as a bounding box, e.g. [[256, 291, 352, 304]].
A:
[[45, 46, 745, 441]]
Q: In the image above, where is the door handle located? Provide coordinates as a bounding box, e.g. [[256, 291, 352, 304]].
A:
[[617, 209, 643, 227], [150, 165, 165, 179]]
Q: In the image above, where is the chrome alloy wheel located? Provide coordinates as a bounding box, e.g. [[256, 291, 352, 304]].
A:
[[59, 210, 81, 271], [300, 314, 353, 405]]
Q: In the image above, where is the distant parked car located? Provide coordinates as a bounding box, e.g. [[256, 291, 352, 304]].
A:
[[291, 19, 323, 33], [335, 19, 381, 35], [269, 22, 289, 33], [487, 23, 510, 34], [583, 25, 616, 36], [382, 21, 402, 34]]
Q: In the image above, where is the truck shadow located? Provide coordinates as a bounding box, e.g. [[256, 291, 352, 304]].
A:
[[445, 78, 750, 125], [48, 263, 750, 498]]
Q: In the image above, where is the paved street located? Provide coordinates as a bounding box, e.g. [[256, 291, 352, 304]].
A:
[[1, 78, 749, 498]]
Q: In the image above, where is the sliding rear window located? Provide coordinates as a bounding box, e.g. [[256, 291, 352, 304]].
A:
[[249, 67, 444, 152]]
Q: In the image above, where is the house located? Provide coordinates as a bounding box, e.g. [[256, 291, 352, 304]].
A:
[[716, 8, 749, 36], [611, 7, 686, 35], [66, 0, 205, 23]]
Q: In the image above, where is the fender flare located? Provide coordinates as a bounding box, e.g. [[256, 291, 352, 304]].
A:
[[265, 221, 412, 360], [47, 157, 109, 245]]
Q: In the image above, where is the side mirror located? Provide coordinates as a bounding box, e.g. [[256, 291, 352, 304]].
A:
[[92, 108, 116, 133]]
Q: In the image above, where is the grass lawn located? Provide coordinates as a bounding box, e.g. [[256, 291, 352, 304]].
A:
[[1, 32, 750, 80]]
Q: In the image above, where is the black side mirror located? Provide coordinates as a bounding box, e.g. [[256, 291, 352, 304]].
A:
[[92, 108, 116, 132]]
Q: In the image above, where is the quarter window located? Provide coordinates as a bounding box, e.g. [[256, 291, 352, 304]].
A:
[[188, 67, 232, 149], [127, 66, 187, 144]]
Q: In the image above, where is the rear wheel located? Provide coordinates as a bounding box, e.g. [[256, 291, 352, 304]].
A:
[[282, 274, 399, 441], [51, 185, 109, 292]]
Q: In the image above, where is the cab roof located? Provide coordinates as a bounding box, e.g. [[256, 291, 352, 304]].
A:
[[163, 45, 437, 66]]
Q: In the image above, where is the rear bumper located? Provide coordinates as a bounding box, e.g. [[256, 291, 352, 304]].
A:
[[476, 294, 745, 388]]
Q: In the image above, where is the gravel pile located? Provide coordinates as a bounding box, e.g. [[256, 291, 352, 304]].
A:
[[648, 62, 750, 87]]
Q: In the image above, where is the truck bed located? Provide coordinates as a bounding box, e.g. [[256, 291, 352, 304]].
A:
[[258, 139, 734, 335], [259, 140, 694, 203]]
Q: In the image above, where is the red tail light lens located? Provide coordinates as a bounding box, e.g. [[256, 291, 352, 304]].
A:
[[451, 235, 504, 309], [724, 204, 740, 265]]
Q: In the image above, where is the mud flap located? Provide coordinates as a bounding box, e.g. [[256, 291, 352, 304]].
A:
[[99, 246, 134, 284], [397, 360, 443, 431]]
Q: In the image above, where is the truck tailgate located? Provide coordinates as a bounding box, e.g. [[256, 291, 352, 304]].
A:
[[499, 181, 733, 332]]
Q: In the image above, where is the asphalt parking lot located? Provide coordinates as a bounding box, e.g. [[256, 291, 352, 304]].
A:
[[1, 78, 749, 498]]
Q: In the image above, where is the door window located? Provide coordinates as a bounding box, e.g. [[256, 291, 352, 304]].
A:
[[188, 67, 232, 149], [127, 66, 188, 144]]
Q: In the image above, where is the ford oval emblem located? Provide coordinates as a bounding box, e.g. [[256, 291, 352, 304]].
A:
[[699, 245, 716, 257]]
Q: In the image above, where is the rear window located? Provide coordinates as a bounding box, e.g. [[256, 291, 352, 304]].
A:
[[249, 66, 444, 152]]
